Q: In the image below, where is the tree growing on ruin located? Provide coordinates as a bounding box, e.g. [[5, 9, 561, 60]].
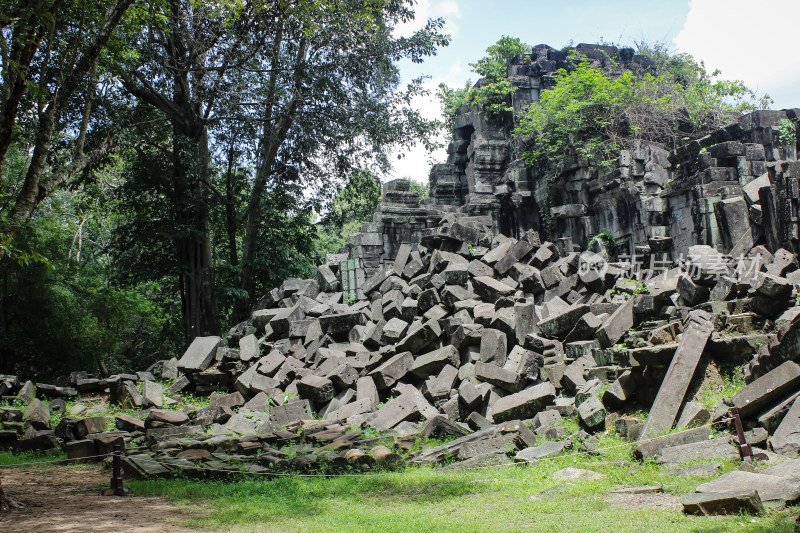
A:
[[516, 44, 772, 171]]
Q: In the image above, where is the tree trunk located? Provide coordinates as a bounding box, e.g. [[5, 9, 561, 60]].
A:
[[233, 36, 307, 321], [173, 125, 219, 343], [224, 141, 239, 268], [233, 199, 261, 322]]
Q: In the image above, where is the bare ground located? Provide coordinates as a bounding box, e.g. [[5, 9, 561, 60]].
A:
[[604, 492, 682, 510], [0, 464, 208, 533]]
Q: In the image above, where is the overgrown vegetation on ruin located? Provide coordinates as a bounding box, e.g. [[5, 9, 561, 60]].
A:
[[436, 36, 530, 125], [438, 37, 774, 174], [517, 44, 773, 171]]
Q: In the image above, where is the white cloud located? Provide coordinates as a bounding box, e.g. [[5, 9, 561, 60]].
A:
[[388, 60, 470, 183], [674, 0, 800, 108], [394, 0, 461, 39], [387, 1, 465, 183]]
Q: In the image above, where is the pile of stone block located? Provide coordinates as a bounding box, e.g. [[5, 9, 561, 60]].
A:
[[6, 217, 800, 514], [21, 222, 800, 469]]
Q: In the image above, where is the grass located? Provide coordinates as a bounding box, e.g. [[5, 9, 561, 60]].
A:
[[1, 393, 792, 531], [126, 428, 795, 533], [0, 450, 67, 466], [698, 372, 747, 410], [128, 450, 797, 533]]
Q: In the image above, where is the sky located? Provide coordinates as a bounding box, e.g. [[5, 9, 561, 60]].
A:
[[388, 0, 800, 183]]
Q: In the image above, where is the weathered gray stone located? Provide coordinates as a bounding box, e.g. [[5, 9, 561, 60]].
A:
[[675, 401, 710, 429], [479, 328, 507, 365], [258, 349, 286, 377], [222, 414, 259, 435], [515, 441, 570, 462], [669, 463, 721, 478], [537, 304, 590, 340], [458, 435, 516, 460], [474, 362, 522, 392], [145, 425, 203, 445], [370, 351, 413, 389], [656, 437, 737, 465], [682, 490, 764, 516], [380, 317, 409, 344], [425, 365, 459, 402], [366, 394, 421, 431], [177, 336, 222, 372], [472, 276, 514, 303], [634, 427, 711, 459], [297, 375, 335, 404], [396, 319, 442, 354], [770, 396, 800, 456], [640, 311, 713, 439], [269, 399, 312, 428], [327, 363, 358, 390], [410, 345, 458, 378], [115, 413, 145, 432], [562, 354, 595, 393], [577, 396, 605, 429], [319, 310, 362, 334], [146, 409, 189, 427], [595, 297, 634, 348], [317, 264, 340, 292], [142, 380, 164, 409], [695, 470, 800, 508], [238, 334, 260, 362], [329, 398, 376, 420], [495, 240, 534, 275], [491, 382, 556, 422], [552, 467, 606, 482], [732, 361, 800, 419], [22, 399, 50, 430], [602, 370, 635, 408], [356, 376, 380, 406], [17, 381, 36, 404]]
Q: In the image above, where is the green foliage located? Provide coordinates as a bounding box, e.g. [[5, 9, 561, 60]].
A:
[[587, 231, 618, 257], [314, 170, 383, 261], [777, 119, 797, 147], [698, 371, 747, 409], [437, 36, 529, 122], [436, 81, 472, 130], [408, 180, 430, 202], [0, 153, 183, 379], [319, 170, 383, 234], [518, 43, 770, 172]]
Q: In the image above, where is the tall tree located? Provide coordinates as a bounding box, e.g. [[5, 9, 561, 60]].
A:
[[111, 0, 273, 340], [0, 0, 134, 236], [233, 0, 448, 320]]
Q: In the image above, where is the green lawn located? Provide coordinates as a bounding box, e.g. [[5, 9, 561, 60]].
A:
[[127, 453, 797, 533]]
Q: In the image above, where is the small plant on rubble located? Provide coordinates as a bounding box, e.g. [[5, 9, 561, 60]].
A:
[[623, 278, 649, 295], [777, 118, 797, 147], [588, 231, 618, 258]]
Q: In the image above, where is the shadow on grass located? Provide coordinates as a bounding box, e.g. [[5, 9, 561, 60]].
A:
[[688, 516, 796, 533], [128, 473, 481, 524]]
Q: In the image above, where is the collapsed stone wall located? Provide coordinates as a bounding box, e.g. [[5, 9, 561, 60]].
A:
[[334, 42, 800, 298]]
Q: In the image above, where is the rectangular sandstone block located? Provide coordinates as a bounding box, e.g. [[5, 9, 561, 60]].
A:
[[177, 336, 222, 372]]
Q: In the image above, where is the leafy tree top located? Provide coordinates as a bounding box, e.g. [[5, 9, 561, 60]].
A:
[[516, 43, 771, 170]]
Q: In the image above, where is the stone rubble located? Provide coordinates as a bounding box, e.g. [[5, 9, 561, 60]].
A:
[[3, 225, 800, 505], [2, 41, 800, 518]]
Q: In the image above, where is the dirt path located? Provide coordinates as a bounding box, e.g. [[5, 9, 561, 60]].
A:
[[0, 464, 209, 533]]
